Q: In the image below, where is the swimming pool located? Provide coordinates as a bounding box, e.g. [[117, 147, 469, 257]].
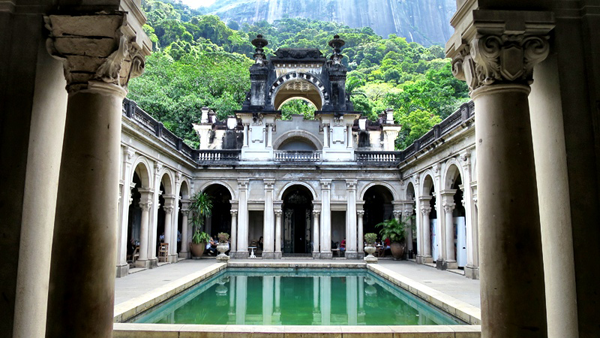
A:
[[129, 268, 465, 326]]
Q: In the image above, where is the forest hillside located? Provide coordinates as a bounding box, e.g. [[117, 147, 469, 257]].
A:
[[127, 0, 469, 149]]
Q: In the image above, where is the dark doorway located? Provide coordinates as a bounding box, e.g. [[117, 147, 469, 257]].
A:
[[363, 185, 394, 240], [282, 185, 313, 255], [204, 184, 232, 237]]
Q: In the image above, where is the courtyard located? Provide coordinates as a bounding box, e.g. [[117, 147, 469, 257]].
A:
[[113, 259, 481, 336]]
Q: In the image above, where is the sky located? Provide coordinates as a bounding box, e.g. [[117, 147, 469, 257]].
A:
[[179, 0, 216, 8]]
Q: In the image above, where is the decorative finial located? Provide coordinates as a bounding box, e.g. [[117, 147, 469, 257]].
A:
[[328, 34, 345, 64], [252, 34, 268, 65]]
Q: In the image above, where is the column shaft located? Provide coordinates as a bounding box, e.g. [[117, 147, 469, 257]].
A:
[[137, 194, 152, 266], [117, 148, 134, 276], [357, 211, 364, 257], [474, 84, 546, 336], [230, 210, 238, 253], [320, 180, 332, 258], [345, 180, 357, 259], [237, 180, 249, 258], [312, 211, 320, 258], [180, 208, 189, 258], [275, 210, 282, 256], [47, 84, 125, 338], [263, 180, 274, 258]]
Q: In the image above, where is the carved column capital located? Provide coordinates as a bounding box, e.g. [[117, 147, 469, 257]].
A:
[[420, 206, 432, 215], [274, 209, 283, 217], [356, 210, 365, 217], [237, 179, 249, 190], [264, 179, 275, 191], [443, 203, 456, 213], [312, 210, 321, 217], [45, 13, 148, 94], [230, 209, 238, 216], [139, 200, 152, 211]]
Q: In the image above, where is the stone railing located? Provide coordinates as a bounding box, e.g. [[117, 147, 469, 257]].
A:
[[274, 150, 322, 162], [355, 151, 401, 164], [398, 101, 474, 162], [123, 99, 196, 161], [197, 150, 241, 163]]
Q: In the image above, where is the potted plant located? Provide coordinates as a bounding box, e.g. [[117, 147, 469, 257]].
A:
[[363, 232, 378, 263], [375, 218, 406, 260], [216, 232, 230, 261], [189, 192, 212, 257]]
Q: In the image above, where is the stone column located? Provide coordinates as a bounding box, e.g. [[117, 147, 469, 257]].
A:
[[346, 125, 352, 148], [172, 174, 181, 258], [413, 177, 422, 260], [447, 12, 552, 336], [230, 209, 238, 254], [135, 190, 152, 268], [471, 184, 479, 273], [357, 210, 364, 258], [345, 180, 357, 259], [243, 124, 249, 147], [236, 179, 249, 258], [433, 164, 443, 262], [179, 202, 190, 258], [441, 190, 456, 268], [163, 195, 175, 263], [117, 147, 136, 277], [419, 197, 432, 262], [402, 204, 414, 254], [323, 124, 330, 148], [312, 210, 320, 258], [267, 124, 273, 148], [150, 163, 163, 267], [460, 153, 477, 279], [320, 180, 332, 258], [275, 208, 283, 258], [45, 12, 148, 338], [263, 179, 275, 258]]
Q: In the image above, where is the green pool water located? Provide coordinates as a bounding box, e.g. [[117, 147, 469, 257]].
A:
[[130, 268, 465, 325]]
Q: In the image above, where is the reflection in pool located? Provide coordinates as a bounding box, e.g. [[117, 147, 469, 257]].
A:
[[130, 269, 464, 325]]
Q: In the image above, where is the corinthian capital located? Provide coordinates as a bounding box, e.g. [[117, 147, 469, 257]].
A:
[[45, 12, 148, 94], [447, 10, 554, 93]]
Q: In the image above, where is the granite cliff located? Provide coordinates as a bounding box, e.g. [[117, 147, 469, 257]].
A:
[[204, 0, 456, 46]]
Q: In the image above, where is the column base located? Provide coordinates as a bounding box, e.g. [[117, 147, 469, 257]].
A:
[[262, 251, 276, 259], [168, 254, 178, 263], [436, 260, 448, 270], [320, 251, 333, 259], [179, 251, 189, 259], [345, 251, 358, 259], [149, 258, 158, 268], [134, 259, 150, 269], [235, 251, 249, 259], [416, 255, 433, 264], [445, 260, 458, 269], [274, 252, 282, 259], [357, 252, 365, 259], [465, 265, 479, 279], [116, 264, 129, 277], [312, 251, 321, 259]]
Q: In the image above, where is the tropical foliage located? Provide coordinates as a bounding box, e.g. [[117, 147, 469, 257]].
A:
[[375, 218, 406, 243], [128, 0, 469, 150], [364, 233, 378, 245], [190, 191, 212, 244]]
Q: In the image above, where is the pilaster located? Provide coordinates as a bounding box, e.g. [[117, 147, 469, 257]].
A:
[[236, 179, 249, 258]]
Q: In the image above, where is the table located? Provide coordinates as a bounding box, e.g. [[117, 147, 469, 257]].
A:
[[248, 246, 257, 258]]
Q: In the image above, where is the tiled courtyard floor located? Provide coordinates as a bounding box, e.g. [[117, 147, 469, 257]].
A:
[[114, 258, 481, 309]]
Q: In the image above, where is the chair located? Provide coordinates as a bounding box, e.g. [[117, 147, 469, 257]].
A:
[[158, 243, 169, 262], [128, 246, 140, 263]]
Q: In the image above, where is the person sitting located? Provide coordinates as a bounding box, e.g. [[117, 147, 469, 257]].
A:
[[258, 236, 264, 251], [340, 238, 346, 255], [384, 237, 391, 256], [205, 237, 217, 256]]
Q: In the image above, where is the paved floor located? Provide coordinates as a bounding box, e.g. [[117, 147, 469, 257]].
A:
[[114, 258, 481, 308]]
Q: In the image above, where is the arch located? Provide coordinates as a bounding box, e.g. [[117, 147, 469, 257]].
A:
[[443, 159, 465, 190], [273, 130, 323, 150], [420, 171, 435, 196], [277, 181, 318, 201], [159, 169, 174, 195], [199, 181, 236, 200], [279, 97, 317, 109], [269, 73, 327, 110], [130, 156, 152, 189], [359, 181, 399, 201], [179, 179, 190, 199], [405, 181, 416, 201]]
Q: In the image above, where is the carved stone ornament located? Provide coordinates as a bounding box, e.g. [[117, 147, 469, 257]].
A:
[[420, 206, 432, 215], [45, 13, 146, 94], [452, 33, 550, 92]]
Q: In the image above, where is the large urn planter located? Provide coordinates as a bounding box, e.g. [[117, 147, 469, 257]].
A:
[[190, 242, 206, 258], [390, 242, 405, 260], [216, 243, 230, 262], [364, 245, 378, 263]]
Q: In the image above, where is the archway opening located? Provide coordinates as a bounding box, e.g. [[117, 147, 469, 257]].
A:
[[273, 79, 323, 111], [282, 185, 314, 255], [279, 98, 317, 120], [126, 172, 142, 263], [446, 167, 466, 268], [203, 184, 232, 238], [363, 185, 394, 240], [406, 182, 417, 256], [423, 175, 438, 261], [277, 136, 318, 151]]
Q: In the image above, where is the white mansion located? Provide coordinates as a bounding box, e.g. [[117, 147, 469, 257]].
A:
[[117, 39, 479, 279]]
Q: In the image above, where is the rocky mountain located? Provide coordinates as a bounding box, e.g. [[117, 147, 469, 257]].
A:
[[203, 0, 456, 46]]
